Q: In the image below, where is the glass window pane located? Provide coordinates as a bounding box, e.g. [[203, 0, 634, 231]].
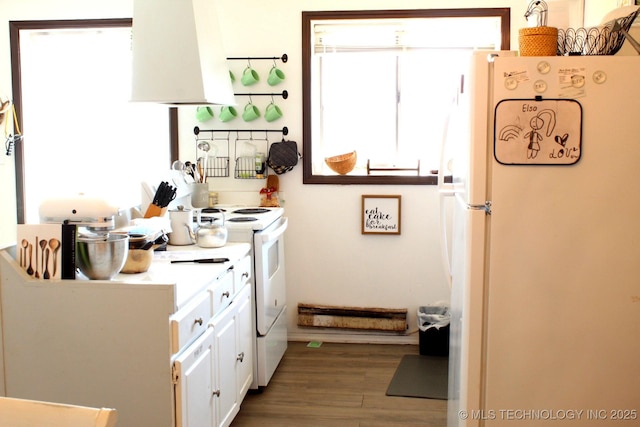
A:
[[398, 50, 468, 169], [319, 52, 397, 174], [20, 27, 170, 222]]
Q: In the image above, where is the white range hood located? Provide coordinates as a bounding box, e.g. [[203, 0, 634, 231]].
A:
[[131, 0, 235, 105]]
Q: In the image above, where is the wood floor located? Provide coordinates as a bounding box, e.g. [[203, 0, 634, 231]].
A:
[[231, 341, 448, 427]]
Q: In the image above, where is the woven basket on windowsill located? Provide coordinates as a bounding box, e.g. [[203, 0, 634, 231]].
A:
[[325, 151, 357, 175], [519, 26, 558, 56]]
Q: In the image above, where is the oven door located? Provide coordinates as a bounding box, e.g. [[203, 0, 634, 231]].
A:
[[254, 217, 288, 336]]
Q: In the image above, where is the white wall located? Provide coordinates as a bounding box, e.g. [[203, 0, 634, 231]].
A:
[[9, 0, 629, 344], [179, 0, 526, 344], [0, 0, 133, 250]]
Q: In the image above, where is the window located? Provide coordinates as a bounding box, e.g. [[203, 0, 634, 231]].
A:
[[302, 9, 510, 184], [10, 19, 178, 224]]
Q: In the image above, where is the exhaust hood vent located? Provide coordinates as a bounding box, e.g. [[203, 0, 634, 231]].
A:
[[131, 0, 235, 105]]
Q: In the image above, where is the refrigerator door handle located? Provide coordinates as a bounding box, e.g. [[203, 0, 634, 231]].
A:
[[438, 101, 456, 289], [439, 190, 453, 288], [468, 201, 492, 214]]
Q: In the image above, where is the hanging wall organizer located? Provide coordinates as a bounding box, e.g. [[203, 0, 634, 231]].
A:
[[193, 53, 289, 179], [194, 53, 290, 179], [194, 126, 289, 179], [227, 53, 288, 63]]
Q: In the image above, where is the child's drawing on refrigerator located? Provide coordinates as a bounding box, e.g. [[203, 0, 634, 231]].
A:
[[495, 99, 582, 165]]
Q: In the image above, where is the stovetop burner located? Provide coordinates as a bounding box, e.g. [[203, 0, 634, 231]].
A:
[[233, 208, 270, 215], [201, 208, 226, 213], [196, 206, 282, 230], [227, 217, 258, 222]]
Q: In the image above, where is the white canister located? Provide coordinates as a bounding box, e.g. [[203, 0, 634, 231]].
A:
[[168, 205, 194, 245]]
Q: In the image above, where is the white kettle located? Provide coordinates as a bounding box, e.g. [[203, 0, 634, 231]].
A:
[[168, 205, 195, 245]]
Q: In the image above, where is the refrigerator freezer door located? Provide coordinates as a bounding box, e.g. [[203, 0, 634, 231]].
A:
[[448, 52, 484, 207], [451, 51, 516, 207]]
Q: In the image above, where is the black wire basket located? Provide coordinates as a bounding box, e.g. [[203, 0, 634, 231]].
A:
[[557, 8, 640, 55]]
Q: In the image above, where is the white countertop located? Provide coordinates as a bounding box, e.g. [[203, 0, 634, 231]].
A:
[[1, 243, 251, 311], [100, 242, 250, 310]]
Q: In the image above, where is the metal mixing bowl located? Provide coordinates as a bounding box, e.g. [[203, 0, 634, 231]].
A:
[[76, 234, 129, 280]]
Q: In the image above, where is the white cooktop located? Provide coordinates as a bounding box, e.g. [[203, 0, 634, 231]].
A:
[[197, 206, 284, 231]]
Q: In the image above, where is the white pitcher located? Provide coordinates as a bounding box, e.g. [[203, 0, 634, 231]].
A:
[[168, 205, 195, 245]]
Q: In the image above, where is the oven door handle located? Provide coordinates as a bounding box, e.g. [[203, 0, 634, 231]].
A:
[[258, 217, 288, 243]]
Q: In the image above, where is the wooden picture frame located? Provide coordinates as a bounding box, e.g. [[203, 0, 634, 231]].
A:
[[361, 195, 401, 235]]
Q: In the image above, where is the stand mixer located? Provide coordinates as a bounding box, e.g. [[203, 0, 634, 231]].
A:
[[37, 195, 130, 280], [39, 196, 120, 234]]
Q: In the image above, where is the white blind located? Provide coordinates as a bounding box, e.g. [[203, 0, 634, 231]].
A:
[[313, 17, 503, 51]]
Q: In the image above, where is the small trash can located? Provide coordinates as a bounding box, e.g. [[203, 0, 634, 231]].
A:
[[417, 304, 450, 357]]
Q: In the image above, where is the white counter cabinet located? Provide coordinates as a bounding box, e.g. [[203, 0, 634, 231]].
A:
[[0, 242, 252, 427], [174, 260, 253, 427]]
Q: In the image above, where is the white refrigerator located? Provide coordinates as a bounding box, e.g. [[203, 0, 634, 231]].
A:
[[443, 52, 640, 427]]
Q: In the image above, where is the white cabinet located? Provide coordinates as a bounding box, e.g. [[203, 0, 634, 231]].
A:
[[174, 327, 216, 427], [210, 284, 252, 427], [235, 286, 253, 399], [0, 244, 252, 427], [212, 299, 239, 427], [171, 291, 212, 354], [174, 256, 253, 427]]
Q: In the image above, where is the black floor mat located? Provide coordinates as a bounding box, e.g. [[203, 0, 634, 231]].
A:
[[386, 354, 448, 399]]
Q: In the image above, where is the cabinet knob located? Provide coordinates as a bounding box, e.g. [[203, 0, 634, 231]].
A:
[[222, 291, 230, 298], [194, 317, 203, 326], [212, 390, 221, 397], [236, 352, 245, 362], [242, 272, 249, 279]]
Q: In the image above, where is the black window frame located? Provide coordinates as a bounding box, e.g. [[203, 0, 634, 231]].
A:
[[302, 8, 511, 185], [9, 18, 179, 223]]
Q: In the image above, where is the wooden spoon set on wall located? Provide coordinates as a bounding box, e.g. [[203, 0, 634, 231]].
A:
[[19, 237, 61, 280]]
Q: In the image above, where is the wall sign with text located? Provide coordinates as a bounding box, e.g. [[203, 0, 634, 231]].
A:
[[361, 195, 401, 235]]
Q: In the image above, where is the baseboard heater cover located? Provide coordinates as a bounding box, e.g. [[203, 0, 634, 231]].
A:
[[297, 303, 408, 332]]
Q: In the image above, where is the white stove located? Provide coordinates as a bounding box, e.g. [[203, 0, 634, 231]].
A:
[[199, 203, 288, 390], [144, 173, 289, 389]]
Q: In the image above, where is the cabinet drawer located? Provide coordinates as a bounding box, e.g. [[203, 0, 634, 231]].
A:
[[209, 271, 234, 317], [170, 292, 212, 354], [234, 255, 251, 286]]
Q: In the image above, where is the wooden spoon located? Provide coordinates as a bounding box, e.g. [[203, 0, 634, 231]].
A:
[[26, 243, 34, 276], [39, 239, 47, 278], [20, 239, 28, 268], [43, 248, 51, 279], [49, 238, 61, 278]]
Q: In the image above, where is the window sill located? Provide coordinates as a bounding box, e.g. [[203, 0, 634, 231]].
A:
[[302, 173, 452, 185]]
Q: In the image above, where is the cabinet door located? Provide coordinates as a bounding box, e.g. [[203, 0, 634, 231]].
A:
[[212, 305, 239, 427], [174, 327, 215, 427], [235, 285, 253, 400]]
